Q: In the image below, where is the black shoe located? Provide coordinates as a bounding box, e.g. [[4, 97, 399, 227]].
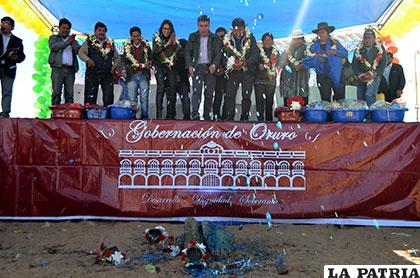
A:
[[156, 111, 163, 120], [192, 114, 200, 120], [240, 114, 249, 121], [183, 115, 191, 120]]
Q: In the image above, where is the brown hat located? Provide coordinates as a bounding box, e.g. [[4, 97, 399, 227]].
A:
[[312, 22, 335, 34]]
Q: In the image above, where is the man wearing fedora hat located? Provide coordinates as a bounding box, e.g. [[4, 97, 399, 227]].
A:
[[304, 22, 348, 102], [279, 29, 310, 105], [352, 28, 387, 106]]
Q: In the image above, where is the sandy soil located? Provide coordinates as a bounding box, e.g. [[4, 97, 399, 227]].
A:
[[0, 221, 418, 278]]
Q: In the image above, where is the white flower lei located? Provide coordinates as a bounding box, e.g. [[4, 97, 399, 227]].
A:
[[154, 32, 178, 67], [257, 43, 277, 75], [87, 34, 113, 59], [124, 38, 149, 70], [354, 40, 384, 72], [223, 27, 252, 71], [287, 47, 302, 67]]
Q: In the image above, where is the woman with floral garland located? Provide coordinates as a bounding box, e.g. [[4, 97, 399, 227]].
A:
[[223, 18, 259, 121], [279, 29, 310, 107], [122, 26, 152, 120], [152, 19, 179, 120], [254, 32, 280, 121], [78, 21, 121, 106], [352, 28, 387, 106], [303, 22, 348, 102]]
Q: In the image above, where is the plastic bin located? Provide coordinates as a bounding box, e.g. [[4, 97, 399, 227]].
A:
[[303, 109, 328, 123], [86, 108, 108, 119], [50, 106, 83, 119], [275, 108, 301, 122], [370, 108, 408, 122], [331, 109, 367, 122], [108, 106, 134, 119]]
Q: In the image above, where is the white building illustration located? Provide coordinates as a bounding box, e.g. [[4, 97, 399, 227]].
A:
[[118, 141, 306, 191]]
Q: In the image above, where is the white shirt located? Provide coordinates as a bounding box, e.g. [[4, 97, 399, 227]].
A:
[[1, 33, 11, 64], [198, 36, 209, 64], [383, 63, 392, 84], [61, 37, 73, 66]]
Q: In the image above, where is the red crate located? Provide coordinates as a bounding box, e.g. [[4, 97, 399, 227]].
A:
[[50, 106, 84, 119], [275, 107, 301, 122]]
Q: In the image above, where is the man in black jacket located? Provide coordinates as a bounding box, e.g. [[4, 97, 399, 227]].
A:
[[48, 18, 80, 105], [0, 16, 25, 118], [176, 39, 191, 120], [223, 18, 258, 121], [78, 22, 120, 106], [185, 15, 221, 120], [379, 52, 405, 102], [213, 27, 227, 121]]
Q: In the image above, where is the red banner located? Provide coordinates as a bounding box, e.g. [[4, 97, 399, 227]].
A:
[[0, 119, 419, 226]]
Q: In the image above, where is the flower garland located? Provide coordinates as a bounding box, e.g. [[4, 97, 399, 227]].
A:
[[153, 32, 178, 68], [286, 96, 305, 111], [257, 43, 278, 77], [354, 41, 384, 72], [223, 27, 252, 71], [95, 242, 128, 266], [181, 240, 210, 269], [124, 38, 149, 70], [87, 34, 113, 59], [144, 226, 169, 244], [286, 47, 304, 67]]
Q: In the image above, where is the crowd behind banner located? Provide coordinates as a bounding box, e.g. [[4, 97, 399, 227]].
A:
[[0, 15, 406, 120]]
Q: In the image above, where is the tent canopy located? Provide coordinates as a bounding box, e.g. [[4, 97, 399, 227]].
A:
[[39, 0, 395, 40]]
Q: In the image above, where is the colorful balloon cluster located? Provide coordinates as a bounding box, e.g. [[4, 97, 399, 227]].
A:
[[32, 37, 52, 118], [381, 0, 420, 38], [0, 1, 52, 37]]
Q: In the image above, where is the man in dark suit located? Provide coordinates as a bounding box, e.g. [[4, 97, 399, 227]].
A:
[[176, 39, 191, 120], [379, 52, 405, 102], [223, 18, 259, 121], [185, 15, 221, 120], [0, 16, 25, 118], [213, 27, 227, 121], [48, 18, 80, 105]]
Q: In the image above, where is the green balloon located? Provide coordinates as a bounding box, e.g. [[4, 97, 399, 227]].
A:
[[38, 112, 47, 119], [37, 96, 46, 103], [32, 73, 44, 80], [34, 62, 44, 72], [38, 39, 48, 49], [33, 84, 44, 93], [34, 51, 44, 58]]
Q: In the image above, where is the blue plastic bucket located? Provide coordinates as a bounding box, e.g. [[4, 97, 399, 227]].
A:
[[303, 109, 328, 123], [370, 108, 408, 122], [86, 108, 108, 119], [331, 109, 367, 122], [108, 106, 134, 119]]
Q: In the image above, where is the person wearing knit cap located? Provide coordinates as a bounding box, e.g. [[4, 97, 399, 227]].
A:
[[303, 22, 348, 102], [352, 28, 387, 106], [223, 18, 259, 121]]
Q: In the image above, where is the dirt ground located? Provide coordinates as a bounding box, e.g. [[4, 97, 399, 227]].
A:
[[0, 221, 418, 278]]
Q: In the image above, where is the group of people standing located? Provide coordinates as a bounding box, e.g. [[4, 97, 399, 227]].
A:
[[0, 15, 405, 120]]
